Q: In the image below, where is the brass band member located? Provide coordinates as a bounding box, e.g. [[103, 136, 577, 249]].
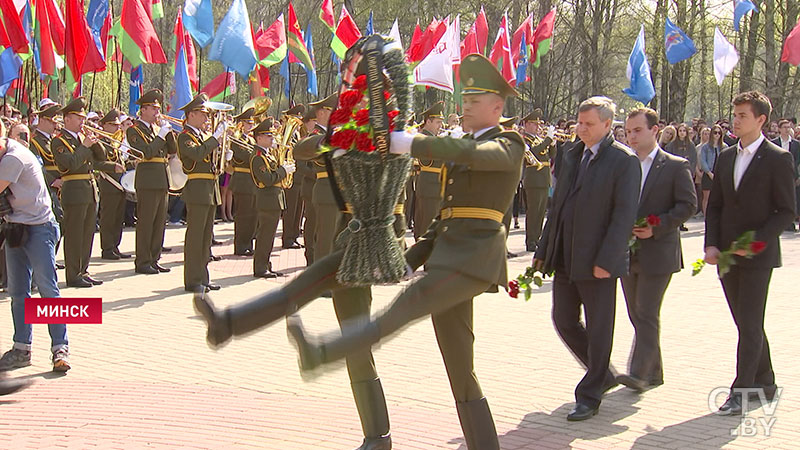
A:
[[280, 104, 305, 250], [52, 97, 123, 287], [521, 109, 555, 251], [30, 102, 64, 257], [128, 89, 177, 275], [413, 102, 445, 240], [178, 93, 227, 293], [96, 109, 132, 260], [297, 109, 318, 264], [250, 119, 296, 278], [229, 107, 257, 256], [302, 94, 337, 262]]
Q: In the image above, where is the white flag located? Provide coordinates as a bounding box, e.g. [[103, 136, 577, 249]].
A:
[[713, 27, 739, 86], [388, 19, 402, 49], [414, 17, 460, 93]]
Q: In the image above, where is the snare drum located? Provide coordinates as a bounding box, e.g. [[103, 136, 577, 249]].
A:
[[119, 169, 137, 202]]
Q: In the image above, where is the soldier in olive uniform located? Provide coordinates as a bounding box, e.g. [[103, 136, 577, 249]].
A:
[[96, 109, 133, 260], [297, 110, 318, 263], [250, 119, 296, 278], [521, 109, 555, 251], [30, 104, 64, 244], [499, 116, 520, 240], [128, 89, 177, 274], [52, 98, 124, 287], [195, 54, 520, 449], [178, 94, 226, 293], [413, 102, 446, 240], [229, 107, 257, 256], [281, 104, 305, 250]]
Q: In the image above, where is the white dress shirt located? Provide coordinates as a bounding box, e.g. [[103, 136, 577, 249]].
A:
[[733, 134, 764, 191], [638, 146, 659, 195], [779, 136, 791, 151], [473, 126, 495, 140]]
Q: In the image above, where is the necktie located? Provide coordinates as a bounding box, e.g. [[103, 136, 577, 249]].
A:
[[574, 149, 592, 186]]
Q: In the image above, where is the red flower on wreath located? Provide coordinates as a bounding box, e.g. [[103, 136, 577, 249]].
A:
[[384, 91, 391, 101], [330, 108, 354, 126], [750, 241, 766, 255], [330, 129, 358, 149], [352, 75, 368, 92], [387, 110, 399, 131], [355, 132, 375, 152], [354, 109, 370, 126], [646, 214, 661, 227], [339, 89, 364, 110]]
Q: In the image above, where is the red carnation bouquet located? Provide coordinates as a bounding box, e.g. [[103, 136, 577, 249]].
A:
[[507, 266, 553, 301], [692, 230, 767, 277], [628, 214, 662, 253]]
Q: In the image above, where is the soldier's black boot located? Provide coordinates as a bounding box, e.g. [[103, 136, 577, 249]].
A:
[[455, 397, 500, 450], [287, 315, 381, 372], [194, 289, 291, 348], [352, 378, 392, 450]]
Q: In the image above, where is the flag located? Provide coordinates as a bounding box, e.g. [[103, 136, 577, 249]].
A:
[[475, 6, 489, 55], [279, 55, 290, 97], [462, 20, 478, 56], [489, 13, 515, 84], [515, 34, 529, 84], [86, 0, 111, 61], [65, 0, 106, 91], [414, 16, 460, 92], [713, 27, 738, 85], [287, 2, 313, 70], [664, 17, 696, 64], [511, 14, 533, 66], [173, 11, 198, 90], [183, 0, 214, 47], [209, 0, 257, 77], [319, 0, 335, 32], [44, 0, 65, 55], [406, 21, 421, 61], [734, 0, 757, 32], [129, 64, 143, 115], [170, 35, 192, 118], [200, 70, 236, 101], [20, 0, 33, 61], [110, 0, 167, 67], [0, 0, 29, 54], [388, 19, 402, 48], [255, 14, 286, 67], [32, 0, 57, 78], [622, 24, 655, 104], [781, 18, 800, 66], [0, 19, 22, 87], [304, 23, 317, 96], [531, 8, 556, 68], [365, 11, 373, 35], [331, 5, 361, 59], [150, 0, 163, 20]]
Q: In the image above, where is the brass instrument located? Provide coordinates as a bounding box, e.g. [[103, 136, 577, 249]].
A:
[[273, 115, 301, 189], [538, 128, 574, 143], [159, 115, 185, 128], [243, 96, 273, 122], [204, 101, 235, 175], [82, 124, 145, 160]]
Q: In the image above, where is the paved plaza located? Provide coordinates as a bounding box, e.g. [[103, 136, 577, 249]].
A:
[[0, 217, 798, 449]]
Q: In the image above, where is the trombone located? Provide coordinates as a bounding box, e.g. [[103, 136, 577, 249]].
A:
[[82, 124, 145, 160]]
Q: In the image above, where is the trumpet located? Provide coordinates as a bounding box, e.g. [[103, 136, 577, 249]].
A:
[[82, 124, 145, 160], [159, 115, 185, 128], [538, 127, 574, 142]]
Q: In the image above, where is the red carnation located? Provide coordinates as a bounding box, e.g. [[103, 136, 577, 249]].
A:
[[352, 75, 368, 92], [646, 214, 661, 227], [384, 91, 391, 101], [355, 132, 375, 152], [388, 110, 399, 131], [507, 279, 520, 298], [354, 109, 370, 126], [330, 108, 354, 126], [330, 129, 357, 149], [750, 241, 766, 255], [339, 90, 364, 110]]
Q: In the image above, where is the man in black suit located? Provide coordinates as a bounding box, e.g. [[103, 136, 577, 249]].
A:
[[533, 96, 640, 421], [705, 91, 797, 415], [771, 119, 800, 231], [616, 108, 697, 392]]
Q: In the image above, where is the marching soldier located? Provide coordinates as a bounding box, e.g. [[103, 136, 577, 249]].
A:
[[250, 119, 296, 278], [297, 110, 318, 264], [31, 103, 64, 258], [281, 104, 305, 250], [521, 109, 556, 251], [178, 93, 226, 293], [229, 107, 257, 256], [96, 109, 132, 260], [127, 89, 177, 275], [413, 102, 445, 240], [52, 97, 124, 287]]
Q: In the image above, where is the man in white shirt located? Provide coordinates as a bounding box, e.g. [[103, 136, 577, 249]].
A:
[[771, 119, 800, 231]]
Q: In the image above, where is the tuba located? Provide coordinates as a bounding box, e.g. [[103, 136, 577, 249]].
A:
[[273, 115, 302, 189]]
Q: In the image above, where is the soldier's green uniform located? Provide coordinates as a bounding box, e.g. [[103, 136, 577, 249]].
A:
[[177, 94, 221, 292], [128, 89, 177, 274], [249, 120, 289, 277], [95, 109, 130, 260], [52, 97, 116, 287], [297, 158, 316, 263], [31, 105, 63, 228], [498, 116, 520, 239], [413, 102, 445, 240], [195, 54, 519, 450], [521, 109, 555, 251], [280, 105, 306, 249], [229, 108, 257, 255]]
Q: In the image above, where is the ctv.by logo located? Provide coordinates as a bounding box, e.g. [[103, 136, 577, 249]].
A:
[[708, 387, 783, 436]]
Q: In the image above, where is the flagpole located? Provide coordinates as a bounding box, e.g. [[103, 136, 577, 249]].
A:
[[89, 72, 97, 111], [198, 48, 203, 89]]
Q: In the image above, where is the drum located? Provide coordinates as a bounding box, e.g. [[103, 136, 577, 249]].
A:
[[119, 169, 137, 202], [168, 157, 188, 194]]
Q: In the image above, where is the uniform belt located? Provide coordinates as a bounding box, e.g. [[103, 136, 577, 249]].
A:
[[344, 203, 405, 215], [316, 172, 329, 179], [526, 161, 551, 169], [187, 173, 216, 180], [420, 166, 443, 174], [440, 207, 504, 223], [234, 167, 251, 173], [61, 174, 93, 181], [44, 165, 58, 171], [141, 157, 167, 163]]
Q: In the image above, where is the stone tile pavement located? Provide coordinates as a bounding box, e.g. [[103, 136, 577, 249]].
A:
[[0, 216, 798, 449]]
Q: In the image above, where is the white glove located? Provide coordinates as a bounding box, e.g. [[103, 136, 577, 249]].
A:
[[281, 162, 296, 175], [213, 123, 226, 140], [225, 148, 233, 161], [332, 149, 347, 158], [157, 123, 172, 139], [389, 131, 413, 155], [546, 125, 556, 139]]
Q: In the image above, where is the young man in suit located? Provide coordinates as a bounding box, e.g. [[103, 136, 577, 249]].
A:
[[771, 119, 800, 231], [705, 91, 796, 415], [616, 108, 697, 392], [533, 96, 641, 421]]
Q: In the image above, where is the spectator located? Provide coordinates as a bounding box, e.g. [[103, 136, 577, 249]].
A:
[[658, 125, 676, 148], [699, 125, 724, 215]]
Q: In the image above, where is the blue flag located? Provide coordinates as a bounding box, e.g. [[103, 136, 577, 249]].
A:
[[208, 0, 257, 77], [304, 23, 318, 96], [515, 35, 529, 85], [734, 0, 758, 32], [280, 56, 290, 97], [0, 47, 21, 95], [170, 45, 193, 120], [664, 18, 697, 64], [129, 66, 144, 115], [365, 11, 374, 35], [183, 0, 215, 48], [623, 25, 655, 105], [86, 0, 109, 60]]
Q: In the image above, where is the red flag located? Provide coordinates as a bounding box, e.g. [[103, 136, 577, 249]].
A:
[[119, 0, 167, 65], [319, 0, 335, 32], [511, 14, 533, 66], [462, 21, 478, 57], [781, 18, 800, 66], [201, 71, 237, 101], [34, 0, 56, 77], [0, 0, 29, 53], [489, 14, 516, 84], [174, 11, 198, 90], [65, 0, 106, 79], [406, 21, 422, 61], [45, 0, 65, 55], [408, 19, 446, 63], [475, 6, 489, 55]]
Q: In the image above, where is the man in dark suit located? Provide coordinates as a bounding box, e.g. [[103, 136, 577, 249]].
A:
[[771, 119, 800, 231], [616, 108, 697, 392], [533, 96, 640, 421], [705, 91, 796, 415]]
